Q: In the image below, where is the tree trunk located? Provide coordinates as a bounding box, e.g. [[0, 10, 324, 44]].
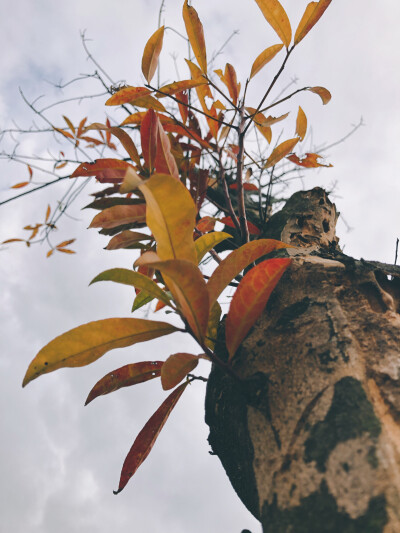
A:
[[205, 188, 400, 532]]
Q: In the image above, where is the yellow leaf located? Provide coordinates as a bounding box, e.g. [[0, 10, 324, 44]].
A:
[[182, 0, 207, 74], [185, 59, 213, 101], [195, 232, 232, 263], [307, 86, 331, 104], [161, 353, 199, 390], [141, 26, 164, 84], [294, 0, 332, 45], [264, 137, 299, 168], [89, 204, 146, 229], [249, 43, 284, 79], [254, 0, 292, 48], [145, 259, 209, 341], [139, 174, 197, 263], [295, 106, 307, 141], [133, 95, 167, 112], [105, 87, 151, 106], [22, 318, 179, 386]]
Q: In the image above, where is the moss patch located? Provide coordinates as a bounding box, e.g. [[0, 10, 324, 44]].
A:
[[261, 481, 388, 533], [304, 377, 381, 471]]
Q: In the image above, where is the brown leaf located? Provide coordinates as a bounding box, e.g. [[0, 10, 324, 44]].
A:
[[287, 152, 333, 168], [89, 204, 146, 229], [154, 119, 179, 179], [86, 124, 141, 166], [113, 382, 188, 494], [71, 159, 137, 183], [105, 231, 153, 250], [85, 361, 163, 405], [224, 63, 240, 105], [141, 109, 158, 173], [307, 86, 331, 104]]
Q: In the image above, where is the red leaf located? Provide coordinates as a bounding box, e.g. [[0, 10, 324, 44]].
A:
[[287, 152, 333, 168], [229, 183, 259, 191], [154, 119, 179, 179], [196, 216, 217, 233], [85, 361, 163, 405], [161, 353, 199, 390], [71, 159, 136, 183], [226, 258, 291, 358], [220, 216, 260, 235], [114, 382, 188, 494]]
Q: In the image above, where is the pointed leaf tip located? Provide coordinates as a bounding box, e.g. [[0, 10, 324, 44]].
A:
[[254, 0, 292, 48]]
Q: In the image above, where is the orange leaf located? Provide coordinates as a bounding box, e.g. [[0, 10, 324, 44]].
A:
[[85, 361, 163, 405], [56, 248, 76, 254], [185, 59, 213, 103], [142, 26, 164, 84], [141, 109, 158, 173], [229, 183, 259, 191], [105, 87, 151, 106], [254, 0, 292, 48], [161, 353, 198, 390], [56, 239, 76, 248], [162, 123, 211, 150], [87, 124, 141, 166], [71, 159, 136, 183], [89, 204, 146, 229], [287, 152, 333, 168], [250, 44, 284, 79], [1, 238, 24, 244], [121, 112, 173, 126], [105, 230, 153, 250], [54, 128, 75, 139], [220, 217, 260, 235], [177, 91, 189, 124], [77, 117, 88, 137], [113, 382, 188, 494], [45, 205, 51, 223], [295, 106, 307, 141], [264, 137, 299, 168], [46, 249, 54, 258], [307, 86, 331, 104], [294, 0, 332, 45], [182, 0, 207, 74], [146, 259, 209, 341], [155, 300, 167, 312], [226, 258, 291, 358], [157, 79, 208, 98], [132, 95, 167, 112], [11, 182, 29, 189], [27, 165, 33, 179], [206, 238, 290, 309], [196, 216, 217, 233], [63, 115, 75, 135], [154, 119, 179, 179], [224, 64, 240, 106]]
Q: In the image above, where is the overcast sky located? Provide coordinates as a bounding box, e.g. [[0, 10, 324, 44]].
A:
[[1, 1, 399, 532]]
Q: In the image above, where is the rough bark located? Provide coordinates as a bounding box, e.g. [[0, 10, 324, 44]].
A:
[[205, 188, 400, 532]]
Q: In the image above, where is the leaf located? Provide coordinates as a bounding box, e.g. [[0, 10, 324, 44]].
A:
[[63, 115, 75, 135], [220, 217, 260, 235], [119, 166, 144, 194], [54, 127, 74, 139], [105, 231, 153, 250], [46, 249, 54, 258], [154, 119, 179, 179], [307, 86, 331, 104], [195, 232, 232, 263], [89, 204, 146, 229], [90, 268, 172, 308], [105, 87, 151, 106], [226, 258, 291, 358], [206, 238, 290, 309], [142, 26, 164, 84], [27, 165, 33, 179], [196, 216, 217, 233], [146, 259, 209, 341], [250, 43, 284, 79], [132, 290, 156, 312], [294, 0, 332, 45], [161, 353, 198, 390], [87, 124, 141, 166], [177, 91, 189, 124], [113, 382, 188, 494], [133, 95, 167, 112], [254, 0, 292, 48], [287, 153, 333, 168], [71, 159, 136, 183], [141, 109, 158, 173], [224, 64, 240, 105], [1, 238, 24, 244], [295, 106, 307, 141], [205, 301, 221, 350], [11, 182, 29, 189], [139, 173, 197, 263], [56, 248, 76, 254], [45, 205, 51, 223], [134, 251, 160, 267], [56, 239, 76, 248], [264, 137, 299, 168], [229, 183, 259, 191], [182, 0, 207, 74], [85, 361, 163, 405], [157, 79, 208, 98], [185, 59, 213, 102], [22, 318, 179, 387]]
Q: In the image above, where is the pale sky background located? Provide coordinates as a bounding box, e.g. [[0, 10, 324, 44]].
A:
[[0, 1, 399, 532]]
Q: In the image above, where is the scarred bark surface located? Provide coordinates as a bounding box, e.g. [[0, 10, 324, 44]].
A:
[[205, 188, 400, 532]]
